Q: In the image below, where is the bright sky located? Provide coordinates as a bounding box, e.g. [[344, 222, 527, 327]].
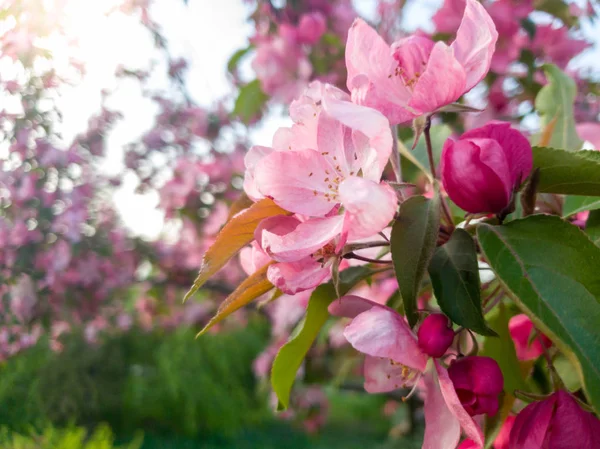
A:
[[52, 0, 599, 239]]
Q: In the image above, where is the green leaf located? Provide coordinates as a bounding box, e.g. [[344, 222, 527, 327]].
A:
[[481, 304, 527, 447], [227, 45, 253, 73], [562, 196, 600, 217], [532, 65, 583, 151], [233, 79, 268, 124], [533, 146, 600, 195], [428, 229, 496, 335], [391, 194, 441, 326], [534, 0, 577, 26], [477, 215, 600, 412], [585, 210, 600, 246], [271, 266, 385, 410]]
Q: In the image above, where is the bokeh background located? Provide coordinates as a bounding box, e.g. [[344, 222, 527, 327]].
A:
[[0, 0, 598, 447]]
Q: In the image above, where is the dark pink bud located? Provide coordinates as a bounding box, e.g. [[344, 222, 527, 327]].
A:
[[508, 314, 552, 361], [297, 12, 327, 45], [441, 122, 532, 214], [417, 313, 454, 358], [509, 390, 600, 449], [448, 356, 504, 416]]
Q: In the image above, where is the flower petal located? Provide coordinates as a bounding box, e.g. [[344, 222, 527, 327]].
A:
[[363, 355, 409, 393], [244, 145, 274, 200], [345, 18, 416, 124], [450, 0, 498, 91], [322, 89, 393, 178], [339, 177, 397, 240], [254, 149, 338, 216], [462, 122, 532, 188], [267, 259, 330, 295], [409, 41, 466, 114], [261, 215, 344, 262], [422, 362, 462, 449], [436, 360, 484, 447], [341, 299, 428, 371], [509, 395, 555, 449]]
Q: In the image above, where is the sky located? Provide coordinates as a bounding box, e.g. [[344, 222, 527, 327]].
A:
[[51, 0, 599, 239]]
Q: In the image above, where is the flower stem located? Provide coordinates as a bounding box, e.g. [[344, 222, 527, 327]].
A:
[[423, 115, 454, 229], [390, 125, 403, 183]]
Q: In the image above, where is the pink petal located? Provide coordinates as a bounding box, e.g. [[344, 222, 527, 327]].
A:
[[339, 177, 397, 240], [391, 36, 435, 82], [450, 0, 498, 91], [345, 18, 416, 124], [328, 294, 381, 319], [341, 300, 428, 371], [577, 122, 600, 150], [254, 149, 338, 216], [243, 145, 274, 200], [261, 215, 344, 262], [267, 259, 330, 295], [436, 361, 484, 447], [322, 90, 393, 178], [363, 355, 410, 393], [422, 362, 462, 449], [462, 122, 532, 188], [409, 41, 467, 114]]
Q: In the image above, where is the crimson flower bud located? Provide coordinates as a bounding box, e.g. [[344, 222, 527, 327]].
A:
[[509, 390, 600, 449], [441, 122, 532, 214], [508, 314, 552, 361], [448, 356, 504, 416], [417, 313, 455, 358]]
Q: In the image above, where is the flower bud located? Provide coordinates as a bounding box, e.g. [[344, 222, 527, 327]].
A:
[[297, 12, 327, 45], [441, 122, 532, 214], [509, 390, 600, 449], [417, 313, 455, 358], [508, 314, 552, 361], [448, 356, 504, 416]]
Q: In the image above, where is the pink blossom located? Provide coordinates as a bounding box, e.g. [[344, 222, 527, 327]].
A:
[[441, 121, 532, 214], [529, 25, 590, 69], [509, 390, 600, 449], [252, 35, 312, 103], [329, 295, 487, 449], [252, 85, 396, 242], [508, 314, 552, 361], [346, 0, 497, 124], [297, 12, 327, 45], [9, 275, 37, 323]]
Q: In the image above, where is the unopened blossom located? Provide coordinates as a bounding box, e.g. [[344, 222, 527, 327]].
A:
[[508, 314, 552, 361], [441, 121, 532, 214], [418, 314, 455, 358], [345, 0, 497, 124], [448, 356, 504, 417], [329, 296, 489, 449], [509, 390, 600, 449]]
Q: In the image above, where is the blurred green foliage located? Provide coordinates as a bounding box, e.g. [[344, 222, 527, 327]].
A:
[[0, 320, 270, 436], [0, 319, 421, 448], [0, 424, 142, 449]]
